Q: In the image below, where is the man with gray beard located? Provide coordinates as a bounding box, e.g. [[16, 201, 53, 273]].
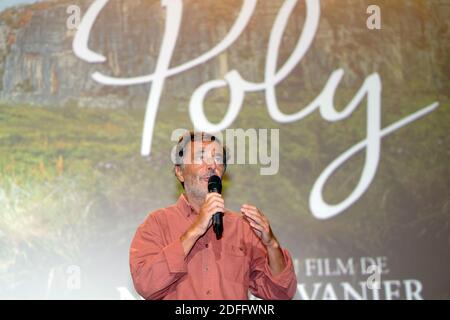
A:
[[130, 131, 296, 300]]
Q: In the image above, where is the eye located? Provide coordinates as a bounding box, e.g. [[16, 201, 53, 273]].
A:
[[215, 155, 223, 163]]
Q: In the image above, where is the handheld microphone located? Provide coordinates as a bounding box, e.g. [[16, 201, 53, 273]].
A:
[[207, 175, 223, 240]]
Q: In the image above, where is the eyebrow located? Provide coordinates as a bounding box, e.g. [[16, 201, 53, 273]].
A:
[[194, 149, 223, 154], [193, 150, 223, 157]]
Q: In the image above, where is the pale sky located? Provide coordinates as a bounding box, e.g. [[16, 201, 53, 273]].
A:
[[0, 0, 39, 13]]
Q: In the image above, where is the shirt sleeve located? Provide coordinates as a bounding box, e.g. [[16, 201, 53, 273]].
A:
[[129, 212, 188, 300], [248, 230, 297, 300]]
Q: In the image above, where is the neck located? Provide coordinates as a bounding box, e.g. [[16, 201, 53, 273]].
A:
[[184, 192, 205, 214]]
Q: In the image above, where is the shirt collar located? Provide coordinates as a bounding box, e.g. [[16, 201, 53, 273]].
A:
[[176, 193, 197, 217], [176, 193, 231, 218]]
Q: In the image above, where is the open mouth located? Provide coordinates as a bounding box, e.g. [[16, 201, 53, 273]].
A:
[[201, 175, 214, 183]]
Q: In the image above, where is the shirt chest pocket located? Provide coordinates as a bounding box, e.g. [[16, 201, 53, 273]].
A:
[[220, 244, 249, 283]]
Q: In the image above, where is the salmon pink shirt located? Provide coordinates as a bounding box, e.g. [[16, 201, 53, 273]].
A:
[[130, 194, 297, 300]]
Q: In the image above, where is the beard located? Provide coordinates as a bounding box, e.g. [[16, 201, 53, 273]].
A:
[[184, 174, 208, 200]]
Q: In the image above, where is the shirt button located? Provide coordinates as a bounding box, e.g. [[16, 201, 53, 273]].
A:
[[205, 243, 209, 248], [205, 266, 208, 271], [206, 290, 211, 295]]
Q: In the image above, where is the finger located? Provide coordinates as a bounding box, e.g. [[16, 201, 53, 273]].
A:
[[242, 204, 258, 211], [241, 208, 260, 220], [211, 197, 224, 205], [244, 218, 269, 237], [207, 200, 225, 212], [206, 192, 223, 200], [206, 196, 224, 207], [242, 214, 264, 233], [210, 205, 225, 214], [206, 193, 223, 202], [241, 205, 264, 218], [243, 211, 271, 234], [208, 198, 224, 206], [241, 207, 260, 216], [242, 212, 265, 227], [241, 208, 267, 225], [248, 220, 263, 236], [249, 220, 263, 230]]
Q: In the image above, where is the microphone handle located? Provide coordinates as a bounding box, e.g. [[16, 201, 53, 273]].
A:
[[212, 212, 223, 239], [210, 187, 223, 239]]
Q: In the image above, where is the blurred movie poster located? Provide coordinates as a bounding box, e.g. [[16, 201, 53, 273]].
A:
[[0, 0, 448, 299]]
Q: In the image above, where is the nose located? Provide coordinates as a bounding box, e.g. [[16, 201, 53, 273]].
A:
[[206, 157, 218, 171]]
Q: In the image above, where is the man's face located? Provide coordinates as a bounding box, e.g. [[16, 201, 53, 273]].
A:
[[176, 140, 225, 200]]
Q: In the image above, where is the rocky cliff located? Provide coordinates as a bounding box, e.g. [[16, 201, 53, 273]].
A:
[[0, 0, 448, 107]]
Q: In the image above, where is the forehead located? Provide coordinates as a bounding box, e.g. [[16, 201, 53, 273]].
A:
[[185, 140, 223, 154]]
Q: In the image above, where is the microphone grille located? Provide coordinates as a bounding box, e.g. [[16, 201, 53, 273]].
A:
[[207, 175, 222, 194]]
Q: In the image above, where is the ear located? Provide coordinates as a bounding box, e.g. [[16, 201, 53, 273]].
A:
[[174, 165, 185, 183]]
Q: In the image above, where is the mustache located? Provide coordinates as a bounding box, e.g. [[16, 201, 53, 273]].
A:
[[201, 172, 217, 179]]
